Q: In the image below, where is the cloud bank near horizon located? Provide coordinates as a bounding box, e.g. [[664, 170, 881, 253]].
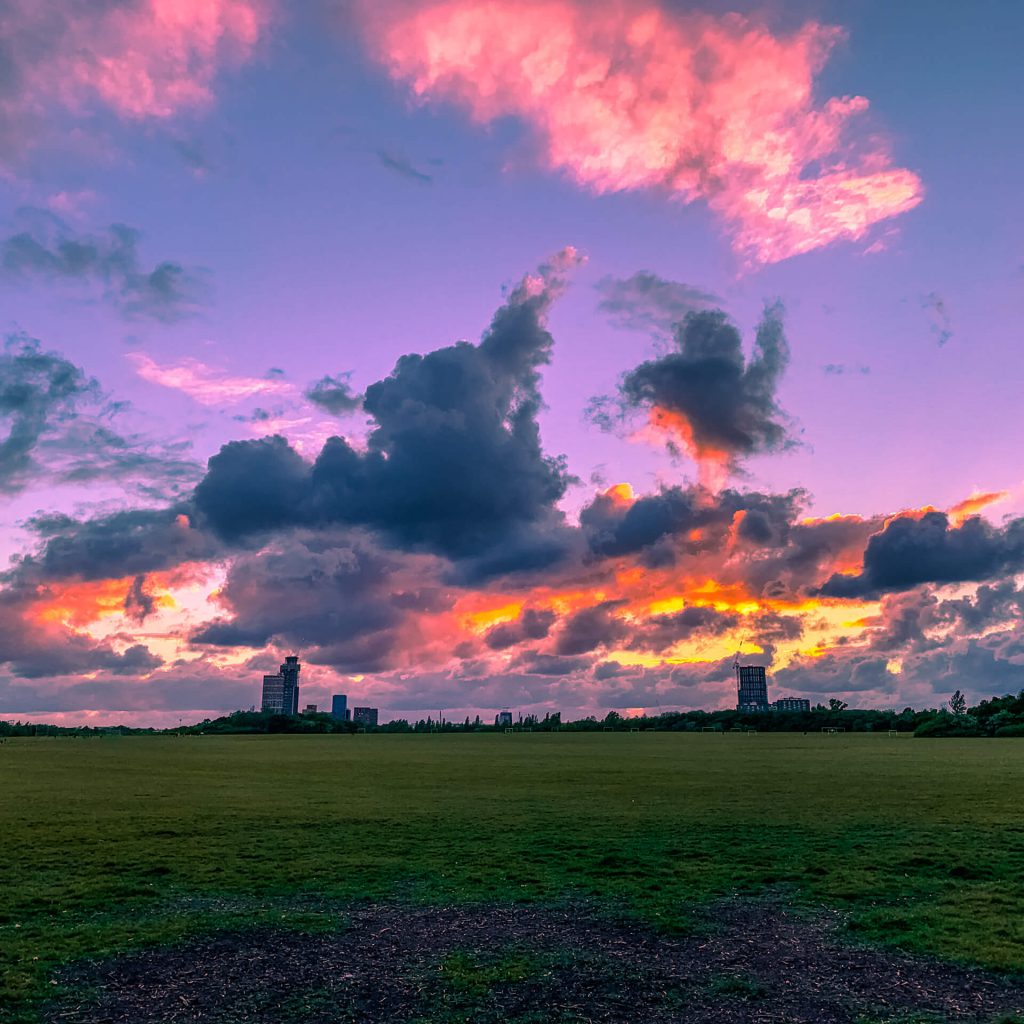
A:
[[2, 253, 1022, 722]]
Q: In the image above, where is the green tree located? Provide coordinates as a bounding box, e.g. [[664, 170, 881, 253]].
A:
[[950, 689, 968, 716]]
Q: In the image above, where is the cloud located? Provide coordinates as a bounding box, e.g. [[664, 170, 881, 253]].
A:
[[193, 248, 584, 561], [11, 509, 215, 584], [1, 212, 209, 322], [823, 363, 870, 375], [0, 575, 163, 680], [355, 0, 922, 263], [922, 291, 953, 346], [596, 272, 719, 336], [819, 511, 1024, 599], [0, 334, 200, 496], [305, 373, 362, 415], [0, 336, 97, 493], [553, 599, 629, 656], [901, 637, 1024, 700], [772, 651, 895, 695], [191, 529, 455, 674], [131, 354, 293, 404], [593, 305, 792, 485], [0, 0, 271, 166], [377, 149, 434, 183], [8, 251, 1024, 720], [485, 608, 556, 650]]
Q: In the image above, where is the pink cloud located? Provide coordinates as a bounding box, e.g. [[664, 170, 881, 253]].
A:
[[130, 353, 293, 405], [355, 0, 922, 263], [1, 0, 271, 149]]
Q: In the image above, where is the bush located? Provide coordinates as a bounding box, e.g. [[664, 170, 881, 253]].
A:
[[994, 724, 1024, 738], [913, 715, 984, 738]]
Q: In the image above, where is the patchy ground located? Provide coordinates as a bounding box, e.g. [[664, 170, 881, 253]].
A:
[[48, 900, 1024, 1024]]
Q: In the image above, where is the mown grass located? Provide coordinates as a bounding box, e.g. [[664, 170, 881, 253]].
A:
[[2, 732, 1024, 1021]]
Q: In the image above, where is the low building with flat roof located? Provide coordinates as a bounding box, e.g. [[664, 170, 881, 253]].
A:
[[773, 697, 811, 713]]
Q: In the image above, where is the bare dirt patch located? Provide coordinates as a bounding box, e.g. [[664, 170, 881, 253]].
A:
[[48, 900, 1024, 1023]]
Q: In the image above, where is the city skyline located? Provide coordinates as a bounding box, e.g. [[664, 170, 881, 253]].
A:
[[1, 1, 1023, 727]]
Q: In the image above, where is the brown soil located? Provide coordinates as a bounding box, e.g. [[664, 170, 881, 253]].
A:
[[47, 900, 1024, 1024]]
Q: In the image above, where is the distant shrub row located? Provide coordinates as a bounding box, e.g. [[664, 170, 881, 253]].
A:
[[5, 690, 1024, 738]]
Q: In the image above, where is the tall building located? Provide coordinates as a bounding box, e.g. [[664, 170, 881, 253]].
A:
[[352, 707, 378, 728], [260, 655, 301, 714], [495, 710, 513, 728], [331, 694, 349, 721], [736, 664, 769, 712], [280, 655, 301, 716], [261, 673, 285, 713]]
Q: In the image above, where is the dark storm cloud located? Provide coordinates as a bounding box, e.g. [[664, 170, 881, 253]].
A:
[[0, 211, 209, 322], [195, 251, 581, 564], [553, 600, 629, 656], [305, 373, 362, 415], [377, 149, 434, 184], [580, 484, 803, 561], [10, 508, 215, 584], [937, 581, 1024, 633], [191, 530, 453, 674], [193, 435, 310, 540], [515, 652, 593, 677], [594, 304, 792, 469], [628, 606, 738, 651], [595, 271, 720, 336], [819, 512, 1024, 598], [484, 608, 556, 650], [868, 590, 941, 654]]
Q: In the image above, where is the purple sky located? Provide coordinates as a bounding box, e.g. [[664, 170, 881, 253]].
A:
[[1, 0, 1022, 726]]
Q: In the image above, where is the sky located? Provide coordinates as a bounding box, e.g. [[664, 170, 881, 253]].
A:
[[1, 0, 1022, 726]]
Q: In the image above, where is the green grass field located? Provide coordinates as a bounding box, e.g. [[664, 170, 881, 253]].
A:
[[3, 733, 1024, 1021]]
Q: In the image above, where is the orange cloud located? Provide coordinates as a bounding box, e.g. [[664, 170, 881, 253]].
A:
[[28, 565, 207, 630], [644, 407, 732, 490], [948, 490, 1009, 526], [357, 0, 922, 263]]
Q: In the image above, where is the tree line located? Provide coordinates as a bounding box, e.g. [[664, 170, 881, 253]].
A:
[[3, 690, 1024, 738]]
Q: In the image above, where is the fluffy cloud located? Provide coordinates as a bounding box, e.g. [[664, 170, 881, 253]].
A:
[[820, 511, 1024, 598], [194, 248, 583, 562], [355, 0, 922, 263], [0, 0, 271, 164], [592, 306, 792, 485]]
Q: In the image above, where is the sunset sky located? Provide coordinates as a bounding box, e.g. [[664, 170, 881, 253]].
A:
[[1, 0, 1022, 726]]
